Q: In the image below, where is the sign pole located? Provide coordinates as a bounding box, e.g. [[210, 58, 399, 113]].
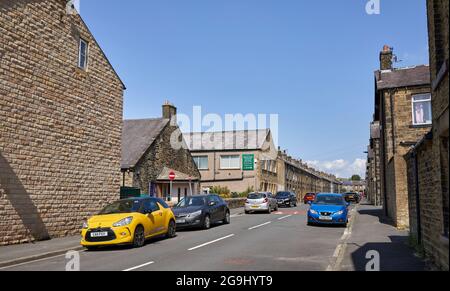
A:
[[168, 170, 176, 202]]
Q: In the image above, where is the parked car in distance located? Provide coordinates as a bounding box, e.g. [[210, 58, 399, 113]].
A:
[[275, 191, 298, 207], [307, 193, 350, 226], [172, 194, 230, 230], [245, 192, 278, 214], [303, 193, 316, 204], [343, 192, 360, 203], [81, 197, 176, 250]]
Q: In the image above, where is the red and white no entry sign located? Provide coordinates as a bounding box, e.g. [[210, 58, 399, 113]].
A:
[[169, 171, 176, 181]]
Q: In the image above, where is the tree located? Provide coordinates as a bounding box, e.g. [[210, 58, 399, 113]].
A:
[[350, 175, 361, 181]]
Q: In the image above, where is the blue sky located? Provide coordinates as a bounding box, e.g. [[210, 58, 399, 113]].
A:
[[79, 0, 429, 178]]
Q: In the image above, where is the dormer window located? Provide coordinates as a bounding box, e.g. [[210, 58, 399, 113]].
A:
[[78, 38, 88, 70]]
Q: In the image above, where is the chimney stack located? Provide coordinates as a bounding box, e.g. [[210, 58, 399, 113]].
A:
[[380, 45, 393, 70], [162, 101, 177, 124]]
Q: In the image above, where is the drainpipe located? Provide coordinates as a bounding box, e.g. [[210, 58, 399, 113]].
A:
[[381, 92, 389, 216], [413, 152, 422, 245], [389, 90, 397, 155]]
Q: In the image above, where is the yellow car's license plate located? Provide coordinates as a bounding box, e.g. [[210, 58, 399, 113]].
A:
[[90, 232, 108, 237]]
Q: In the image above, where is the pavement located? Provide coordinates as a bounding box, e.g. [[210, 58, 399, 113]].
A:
[[0, 202, 426, 271], [336, 202, 426, 271]]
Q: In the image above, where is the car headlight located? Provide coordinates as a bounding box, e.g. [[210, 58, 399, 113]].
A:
[[82, 221, 89, 229], [335, 210, 344, 216], [188, 210, 202, 218], [113, 217, 133, 227], [309, 209, 318, 215]]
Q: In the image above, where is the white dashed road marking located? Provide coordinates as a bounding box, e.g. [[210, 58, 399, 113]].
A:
[[277, 215, 292, 221], [248, 221, 272, 230], [188, 234, 235, 251], [123, 261, 155, 271]]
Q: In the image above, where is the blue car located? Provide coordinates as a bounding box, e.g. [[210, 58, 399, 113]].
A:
[[307, 193, 350, 226]]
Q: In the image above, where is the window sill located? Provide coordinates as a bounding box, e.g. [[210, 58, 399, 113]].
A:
[[409, 124, 432, 129], [75, 67, 88, 75]]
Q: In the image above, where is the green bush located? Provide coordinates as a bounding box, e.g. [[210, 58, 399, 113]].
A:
[[239, 186, 255, 198], [210, 186, 231, 197]]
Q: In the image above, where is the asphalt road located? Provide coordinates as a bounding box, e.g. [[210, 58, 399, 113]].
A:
[[2, 204, 354, 271]]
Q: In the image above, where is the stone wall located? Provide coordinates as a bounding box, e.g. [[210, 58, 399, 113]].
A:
[[224, 198, 246, 209], [380, 86, 432, 228], [0, 0, 124, 245], [405, 138, 448, 270], [407, 0, 450, 271], [132, 126, 200, 193], [403, 0, 449, 270]]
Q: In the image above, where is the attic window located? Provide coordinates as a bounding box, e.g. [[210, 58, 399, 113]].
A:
[[78, 38, 88, 70]]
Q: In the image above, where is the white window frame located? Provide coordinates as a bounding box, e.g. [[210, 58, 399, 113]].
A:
[[220, 155, 241, 170], [78, 38, 89, 70], [193, 156, 209, 170], [411, 93, 432, 126]]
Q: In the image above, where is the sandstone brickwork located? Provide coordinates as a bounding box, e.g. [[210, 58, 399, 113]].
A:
[[374, 61, 431, 228], [0, 0, 124, 245], [405, 0, 448, 270]]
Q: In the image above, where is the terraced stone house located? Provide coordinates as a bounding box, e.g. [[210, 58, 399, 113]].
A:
[[405, 0, 448, 270], [373, 46, 431, 229], [121, 103, 201, 203], [0, 0, 125, 245]]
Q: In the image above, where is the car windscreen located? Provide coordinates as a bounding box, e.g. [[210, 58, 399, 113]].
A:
[[248, 193, 265, 199], [314, 195, 344, 205], [275, 192, 290, 198], [176, 196, 206, 207], [99, 200, 142, 215]]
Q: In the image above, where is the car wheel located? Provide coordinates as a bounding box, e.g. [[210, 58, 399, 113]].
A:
[[203, 215, 211, 229], [132, 225, 145, 248], [223, 211, 231, 224], [245, 210, 250, 214], [166, 220, 176, 238]]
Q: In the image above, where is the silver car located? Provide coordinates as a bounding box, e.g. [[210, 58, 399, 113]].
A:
[[245, 192, 278, 214]]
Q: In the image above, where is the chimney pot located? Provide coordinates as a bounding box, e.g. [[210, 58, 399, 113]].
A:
[[380, 45, 393, 70], [162, 101, 177, 124]]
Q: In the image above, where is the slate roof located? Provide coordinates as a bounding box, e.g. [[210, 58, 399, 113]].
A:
[[183, 129, 271, 151], [121, 118, 169, 169], [375, 65, 430, 90]]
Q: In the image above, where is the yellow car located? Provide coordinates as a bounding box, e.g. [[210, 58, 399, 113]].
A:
[[81, 197, 176, 250]]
